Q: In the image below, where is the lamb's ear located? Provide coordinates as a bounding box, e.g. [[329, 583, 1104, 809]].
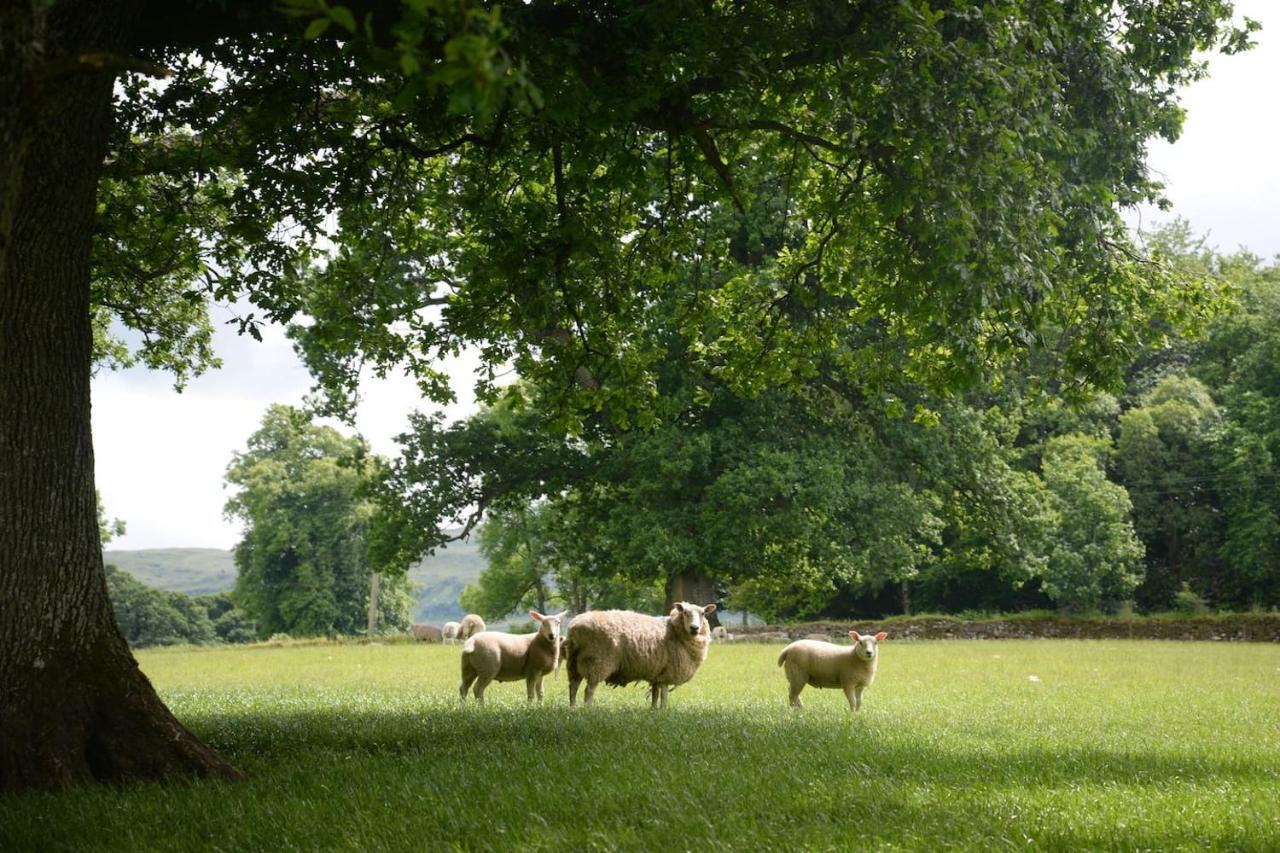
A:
[[702, 604, 717, 614], [875, 631, 887, 642], [554, 611, 567, 620], [850, 630, 861, 640], [530, 610, 544, 621]]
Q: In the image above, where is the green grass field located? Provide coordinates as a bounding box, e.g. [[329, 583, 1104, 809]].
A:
[[3, 640, 1277, 851]]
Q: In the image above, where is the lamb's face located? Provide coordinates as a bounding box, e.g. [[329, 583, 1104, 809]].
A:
[[531, 610, 566, 643], [849, 630, 889, 661], [669, 602, 717, 637]]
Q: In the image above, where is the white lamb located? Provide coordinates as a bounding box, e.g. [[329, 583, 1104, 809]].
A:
[[777, 630, 888, 711], [458, 613, 486, 641], [566, 602, 716, 708], [459, 610, 565, 704], [442, 621, 462, 643]]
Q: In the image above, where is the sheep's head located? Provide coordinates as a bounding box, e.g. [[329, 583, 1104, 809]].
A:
[[669, 602, 717, 637], [530, 610, 566, 644], [849, 630, 888, 661]]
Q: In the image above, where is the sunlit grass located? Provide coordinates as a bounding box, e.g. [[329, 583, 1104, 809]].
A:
[[3, 640, 1278, 851]]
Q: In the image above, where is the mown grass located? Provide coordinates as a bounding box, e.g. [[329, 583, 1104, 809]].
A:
[[3, 640, 1278, 851]]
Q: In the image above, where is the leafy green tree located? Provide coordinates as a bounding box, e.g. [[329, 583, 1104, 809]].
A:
[[1117, 375, 1224, 608], [1040, 434, 1145, 613], [1188, 256, 1280, 606], [462, 501, 556, 620], [104, 566, 217, 647], [1, 0, 1251, 789], [195, 593, 258, 645], [225, 405, 412, 638]]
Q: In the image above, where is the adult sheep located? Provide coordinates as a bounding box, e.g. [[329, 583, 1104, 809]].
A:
[[458, 613, 486, 641], [409, 624, 443, 643], [566, 602, 716, 708], [442, 621, 461, 643]]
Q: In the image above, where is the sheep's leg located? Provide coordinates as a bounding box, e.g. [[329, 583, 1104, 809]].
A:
[[568, 673, 581, 707], [583, 677, 599, 706], [459, 668, 477, 704], [527, 673, 544, 702], [535, 674, 545, 702], [785, 666, 805, 708], [655, 685, 670, 709], [845, 684, 863, 712], [473, 675, 492, 705]]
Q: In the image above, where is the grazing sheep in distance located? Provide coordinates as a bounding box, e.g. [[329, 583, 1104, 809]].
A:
[[567, 602, 716, 708], [443, 621, 461, 643], [459, 613, 486, 641], [777, 630, 888, 712], [410, 624, 443, 643], [459, 610, 566, 703], [711, 626, 733, 642]]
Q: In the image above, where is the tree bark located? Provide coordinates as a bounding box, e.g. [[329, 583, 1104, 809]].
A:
[[0, 0, 243, 792], [366, 572, 381, 637], [665, 571, 721, 627]]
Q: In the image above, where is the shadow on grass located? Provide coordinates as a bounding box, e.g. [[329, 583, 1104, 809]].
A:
[[3, 705, 1274, 851], [185, 704, 1277, 790]]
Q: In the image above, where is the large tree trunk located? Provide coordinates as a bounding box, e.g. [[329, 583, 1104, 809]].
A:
[[0, 0, 243, 792], [665, 570, 721, 627]]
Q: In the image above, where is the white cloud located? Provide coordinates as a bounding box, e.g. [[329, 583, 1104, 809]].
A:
[[93, 311, 480, 550], [1129, 0, 1280, 259]]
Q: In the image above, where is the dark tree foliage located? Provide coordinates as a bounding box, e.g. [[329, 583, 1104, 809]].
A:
[[105, 567, 256, 648]]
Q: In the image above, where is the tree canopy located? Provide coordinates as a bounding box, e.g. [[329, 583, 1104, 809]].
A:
[[109, 1, 1253, 422]]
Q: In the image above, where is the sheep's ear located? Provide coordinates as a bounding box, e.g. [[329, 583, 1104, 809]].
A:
[[875, 631, 887, 642], [554, 611, 567, 620], [530, 610, 544, 621], [850, 630, 861, 640], [702, 604, 717, 614]]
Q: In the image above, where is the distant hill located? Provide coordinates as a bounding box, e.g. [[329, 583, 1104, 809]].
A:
[[406, 539, 485, 624], [103, 548, 236, 596], [103, 539, 486, 623]]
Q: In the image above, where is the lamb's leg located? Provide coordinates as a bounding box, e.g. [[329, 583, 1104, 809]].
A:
[[583, 676, 599, 706], [569, 673, 581, 707], [527, 673, 543, 702], [655, 685, 670, 709], [852, 685, 864, 712], [789, 685, 804, 709], [535, 674, 545, 702], [844, 684, 863, 712]]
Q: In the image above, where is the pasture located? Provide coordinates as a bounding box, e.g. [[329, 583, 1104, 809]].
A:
[[3, 639, 1278, 851]]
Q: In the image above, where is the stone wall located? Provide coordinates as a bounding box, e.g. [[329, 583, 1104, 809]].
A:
[[733, 614, 1280, 642]]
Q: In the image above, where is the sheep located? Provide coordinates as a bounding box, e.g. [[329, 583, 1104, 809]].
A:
[[777, 630, 888, 711], [409, 624, 443, 643], [442, 621, 461, 643], [566, 602, 716, 708], [458, 613, 486, 641], [459, 610, 566, 704], [711, 625, 728, 642]]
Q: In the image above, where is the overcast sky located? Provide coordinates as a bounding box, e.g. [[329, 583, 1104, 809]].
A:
[[95, 2, 1280, 551]]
